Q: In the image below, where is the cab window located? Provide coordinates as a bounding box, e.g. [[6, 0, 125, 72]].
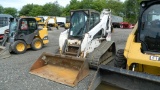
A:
[[28, 20, 37, 33], [0, 17, 8, 27], [20, 19, 28, 30], [19, 18, 37, 35], [89, 12, 100, 30]]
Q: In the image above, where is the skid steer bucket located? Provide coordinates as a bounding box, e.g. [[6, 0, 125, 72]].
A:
[[0, 46, 11, 59], [30, 52, 89, 86], [89, 65, 160, 90]]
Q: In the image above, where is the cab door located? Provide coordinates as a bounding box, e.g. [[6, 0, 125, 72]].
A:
[[16, 18, 38, 44]]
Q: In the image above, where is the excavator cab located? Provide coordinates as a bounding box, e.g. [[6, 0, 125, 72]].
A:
[[89, 1, 160, 90]]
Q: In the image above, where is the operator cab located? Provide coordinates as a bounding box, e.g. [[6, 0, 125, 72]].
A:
[[138, 1, 160, 53], [9, 18, 38, 36], [8, 18, 38, 43], [69, 9, 100, 39]]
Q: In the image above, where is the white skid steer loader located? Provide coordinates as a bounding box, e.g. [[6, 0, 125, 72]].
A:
[[30, 9, 116, 86]]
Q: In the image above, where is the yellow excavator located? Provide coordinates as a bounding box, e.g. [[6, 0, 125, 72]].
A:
[[47, 16, 59, 30], [35, 16, 59, 30], [64, 16, 70, 29], [89, 1, 160, 90], [0, 17, 49, 55], [30, 9, 115, 87], [35, 17, 45, 28]]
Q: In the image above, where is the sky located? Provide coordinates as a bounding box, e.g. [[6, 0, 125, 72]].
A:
[[0, 0, 125, 11]]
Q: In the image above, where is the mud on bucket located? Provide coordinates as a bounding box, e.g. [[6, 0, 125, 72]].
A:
[[29, 52, 89, 86]]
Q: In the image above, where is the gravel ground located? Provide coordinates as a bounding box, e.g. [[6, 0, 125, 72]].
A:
[[112, 28, 132, 50], [0, 28, 132, 90]]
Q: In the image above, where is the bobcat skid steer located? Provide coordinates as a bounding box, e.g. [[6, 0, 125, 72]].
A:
[[30, 9, 116, 87], [89, 1, 160, 90]]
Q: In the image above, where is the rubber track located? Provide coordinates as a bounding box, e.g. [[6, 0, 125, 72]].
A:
[[86, 41, 114, 68]]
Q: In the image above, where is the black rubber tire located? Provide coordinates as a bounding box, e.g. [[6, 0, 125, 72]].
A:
[[114, 49, 127, 69], [12, 40, 27, 54], [111, 26, 114, 33], [31, 38, 43, 50]]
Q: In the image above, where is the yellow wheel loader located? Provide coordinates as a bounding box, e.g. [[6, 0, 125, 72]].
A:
[[1, 17, 49, 54], [30, 9, 115, 87], [89, 1, 160, 90]]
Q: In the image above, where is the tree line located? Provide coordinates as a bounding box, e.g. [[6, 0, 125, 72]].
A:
[[0, 0, 142, 23], [0, 5, 17, 17]]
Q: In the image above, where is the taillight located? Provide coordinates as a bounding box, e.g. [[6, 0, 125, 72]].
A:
[[0, 35, 3, 39]]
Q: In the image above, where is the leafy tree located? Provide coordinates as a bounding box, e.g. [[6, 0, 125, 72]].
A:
[[91, 0, 106, 11], [17, 0, 143, 23], [19, 2, 63, 16], [42, 2, 62, 16], [3, 7, 17, 17], [80, 0, 93, 9], [0, 5, 3, 14], [19, 4, 35, 16], [61, 0, 80, 16], [62, 0, 81, 16], [29, 5, 43, 16], [124, 0, 142, 23], [105, 0, 124, 16], [62, 0, 123, 17]]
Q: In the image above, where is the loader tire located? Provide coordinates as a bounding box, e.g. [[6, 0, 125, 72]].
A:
[[111, 26, 114, 33], [31, 38, 43, 50], [114, 49, 126, 69], [12, 40, 27, 54]]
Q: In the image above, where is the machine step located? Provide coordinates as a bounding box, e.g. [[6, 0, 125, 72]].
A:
[[65, 51, 77, 56]]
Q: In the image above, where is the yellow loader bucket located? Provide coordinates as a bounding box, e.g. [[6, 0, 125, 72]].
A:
[[30, 52, 89, 86]]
